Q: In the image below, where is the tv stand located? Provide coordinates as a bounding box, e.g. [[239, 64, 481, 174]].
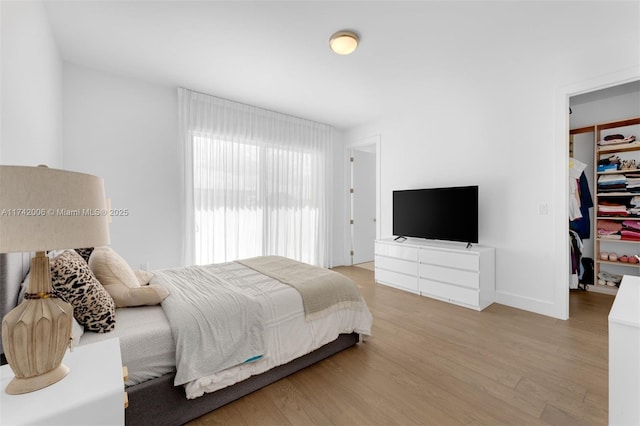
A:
[[393, 236, 407, 242], [374, 238, 495, 311], [466, 242, 472, 249]]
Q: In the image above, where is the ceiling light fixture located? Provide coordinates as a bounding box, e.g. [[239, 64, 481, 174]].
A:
[[329, 31, 359, 55]]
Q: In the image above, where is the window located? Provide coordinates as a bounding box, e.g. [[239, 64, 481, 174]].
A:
[[180, 88, 332, 267]]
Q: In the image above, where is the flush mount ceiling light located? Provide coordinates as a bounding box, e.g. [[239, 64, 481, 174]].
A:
[[329, 31, 359, 55]]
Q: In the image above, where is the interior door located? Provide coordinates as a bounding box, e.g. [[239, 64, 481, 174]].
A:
[[351, 149, 376, 265]]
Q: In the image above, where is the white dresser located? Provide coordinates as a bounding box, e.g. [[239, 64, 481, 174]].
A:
[[608, 276, 640, 426], [375, 238, 495, 311]]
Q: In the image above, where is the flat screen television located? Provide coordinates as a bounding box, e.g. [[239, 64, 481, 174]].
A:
[[393, 185, 478, 244]]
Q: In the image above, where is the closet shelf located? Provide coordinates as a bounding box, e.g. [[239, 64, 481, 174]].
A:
[[596, 192, 640, 197], [597, 238, 640, 244], [598, 141, 640, 154], [589, 284, 620, 295], [596, 216, 640, 221], [596, 259, 640, 267], [597, 169, 640, 175], [592, 116, 640, 296]]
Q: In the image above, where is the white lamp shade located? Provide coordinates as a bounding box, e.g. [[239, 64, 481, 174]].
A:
[[0, 165, 110, 252]]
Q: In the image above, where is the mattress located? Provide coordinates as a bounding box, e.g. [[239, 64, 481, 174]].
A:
[[78, 263, 372, 399], [78, 306, 175, 387]]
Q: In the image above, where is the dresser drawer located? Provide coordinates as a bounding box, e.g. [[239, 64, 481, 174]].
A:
[[376, 255, 417, 276], [419, 278, 480, 307], [375, 242, 418, 261], [376, 268, 419, 292], [419, 263, 480, 289], [420, 248, 479, 271]]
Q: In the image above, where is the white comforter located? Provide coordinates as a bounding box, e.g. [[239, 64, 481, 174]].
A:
[[165, 261, 372, 399], [152, 264, 266, 386], [81, 261, 373, 400]]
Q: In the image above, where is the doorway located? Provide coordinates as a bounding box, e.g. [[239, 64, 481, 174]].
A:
[[567, 80, 640, 313], [347, 135, 381, 267], [351, 148, 376, 265]]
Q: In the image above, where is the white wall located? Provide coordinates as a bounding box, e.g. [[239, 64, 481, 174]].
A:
[[62, 64, 181, 270], [1, 1, 62, 167], [345, 3, 639, 319], [62, 63, 349, 270], [7, 1, 638, 320]]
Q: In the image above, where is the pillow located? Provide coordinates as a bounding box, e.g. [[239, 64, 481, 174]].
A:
[[74, 247, 94, 264], [50, 250, 116, 333], [134, 269, 155, 285], [89, 246, 169, 308], [71, 317, 85, 348]]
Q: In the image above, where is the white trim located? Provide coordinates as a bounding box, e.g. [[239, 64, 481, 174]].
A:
[[495, 291, 559, 319]]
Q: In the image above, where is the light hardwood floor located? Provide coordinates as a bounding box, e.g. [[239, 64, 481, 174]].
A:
[[189, 266, 614, 426]]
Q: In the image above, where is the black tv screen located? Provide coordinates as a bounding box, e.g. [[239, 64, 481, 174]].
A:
[[393, 186, 479, 244]]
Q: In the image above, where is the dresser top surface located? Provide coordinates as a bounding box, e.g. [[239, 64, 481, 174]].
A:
[[377, 238, 494, 254]]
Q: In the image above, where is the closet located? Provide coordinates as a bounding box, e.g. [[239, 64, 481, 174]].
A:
[[593, 117, 640, 292], [569, 81, 640, 295], [570, 115, 640, 295]]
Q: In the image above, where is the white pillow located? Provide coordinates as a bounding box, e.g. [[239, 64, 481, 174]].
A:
[[134, 269, 155, 285], [89, 246, 169, 308], [71, 317, 85, 348]]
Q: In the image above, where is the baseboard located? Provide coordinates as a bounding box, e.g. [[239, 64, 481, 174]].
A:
[[494, 291, 565, 319]]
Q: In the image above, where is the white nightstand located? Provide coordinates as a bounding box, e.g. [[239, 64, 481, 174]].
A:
[[1, 338, 125, 426]]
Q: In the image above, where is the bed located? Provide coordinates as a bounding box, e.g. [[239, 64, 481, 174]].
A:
[[0, 251, 373, 425]]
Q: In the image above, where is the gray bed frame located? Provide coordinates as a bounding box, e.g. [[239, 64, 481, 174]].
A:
[[0, 253, 360, 425]]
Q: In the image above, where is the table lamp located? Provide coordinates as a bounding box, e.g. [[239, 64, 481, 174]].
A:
[[0, 165, 110, 394]]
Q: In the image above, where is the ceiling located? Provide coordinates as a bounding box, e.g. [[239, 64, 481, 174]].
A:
[[571, 80, 640, 106], [42, 1, 635, 129]]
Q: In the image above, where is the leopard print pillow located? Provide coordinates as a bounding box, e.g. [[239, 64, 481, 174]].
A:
[[51, 250, 116, 333], [74, 247, 94, 264]]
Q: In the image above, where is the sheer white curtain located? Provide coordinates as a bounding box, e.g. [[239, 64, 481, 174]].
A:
[[178, 88, 333, 267]]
